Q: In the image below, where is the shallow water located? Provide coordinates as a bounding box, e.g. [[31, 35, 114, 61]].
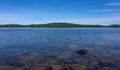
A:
[[0, 28, 120, 70]]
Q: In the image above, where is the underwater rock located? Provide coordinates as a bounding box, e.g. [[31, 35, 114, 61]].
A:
[[66, 64, 87, 70], [74, 58, 89, 64], [19, 52, 41, 67], [0, 66, 23, 70], [43, 59, 58, 65], [52, 65, 64, 70], [99, 61, 111, 66], [57, 51, 72, 59], [77, 49, 88, 55], [90, 59, 98, 65], [22, 51, 30, 55], [30, 66, 48, 70]]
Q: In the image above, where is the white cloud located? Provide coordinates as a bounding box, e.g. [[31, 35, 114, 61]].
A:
[[106, 2, 120, 6], [62, 16, 120, 25], [89, 9, 118, 12], [80, 17, 120, 23], [0, 17, 17, 21]]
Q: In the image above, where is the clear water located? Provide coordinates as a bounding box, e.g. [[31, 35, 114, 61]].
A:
[[0, 28, 120, 70]]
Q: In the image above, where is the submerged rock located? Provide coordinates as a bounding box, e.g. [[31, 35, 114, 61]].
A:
[[22, 51, 30, 55], [99, 61, 111, 66], [52, 65, 64, 70], [0, 66, 24, 70], [77, 49, 88, 55], [66, 64, 87, 70]]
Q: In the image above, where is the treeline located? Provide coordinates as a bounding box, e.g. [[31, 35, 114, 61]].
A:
[[0, 23, 120, 28]]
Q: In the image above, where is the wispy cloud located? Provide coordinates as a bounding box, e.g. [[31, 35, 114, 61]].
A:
[[0, 17, 17, 21], [0, 12, 50, 22], [63, 16, 120, 25], [79, 17, 120, 23], [106, 2, 120, 6], [89, 9, 118, 12]]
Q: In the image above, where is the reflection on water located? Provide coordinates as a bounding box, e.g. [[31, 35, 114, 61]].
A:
[[0, 28, 120, 70]]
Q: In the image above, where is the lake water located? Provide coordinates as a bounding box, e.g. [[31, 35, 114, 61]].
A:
[[0, 28, 120, 70]]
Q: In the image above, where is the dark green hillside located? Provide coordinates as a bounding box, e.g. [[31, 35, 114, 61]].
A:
[[0, 23, 120, 28], [28, 23, 82, 27], [109, 24, 120, 27]]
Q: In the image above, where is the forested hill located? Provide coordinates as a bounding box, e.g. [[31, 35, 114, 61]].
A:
[[0, 23, 120, 28]]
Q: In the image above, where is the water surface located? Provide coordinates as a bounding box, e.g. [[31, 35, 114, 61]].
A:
[[0, 28, 120, 70]]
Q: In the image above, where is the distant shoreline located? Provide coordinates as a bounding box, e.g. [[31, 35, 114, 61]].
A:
[[0, 23, 120, 28], [0, 27, 120, 28]]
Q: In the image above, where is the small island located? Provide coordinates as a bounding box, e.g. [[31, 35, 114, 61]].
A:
[[0, 23, 120, 28]]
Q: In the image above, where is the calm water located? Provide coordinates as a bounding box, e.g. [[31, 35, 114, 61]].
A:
[[0, 28, 120, 70]]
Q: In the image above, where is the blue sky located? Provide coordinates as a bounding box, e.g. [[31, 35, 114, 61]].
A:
[[0, 0, 120, 25]]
